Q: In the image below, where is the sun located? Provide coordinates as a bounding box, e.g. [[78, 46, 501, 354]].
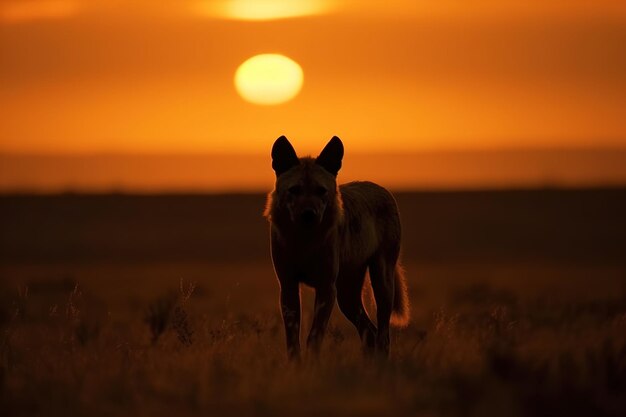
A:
[[234, 54, 304, 105]]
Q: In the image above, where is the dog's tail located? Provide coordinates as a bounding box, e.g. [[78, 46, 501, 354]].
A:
[[390, 262, 410, 328]]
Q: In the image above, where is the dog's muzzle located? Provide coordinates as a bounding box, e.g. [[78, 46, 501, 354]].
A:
[[299, 208, 319, 226]]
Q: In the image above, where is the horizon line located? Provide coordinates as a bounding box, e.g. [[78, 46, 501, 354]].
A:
[[2, 183, 626, 196], [2, 146, 626, 157]]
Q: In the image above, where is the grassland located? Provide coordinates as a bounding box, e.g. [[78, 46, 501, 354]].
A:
[[1, 191, 625, 416]]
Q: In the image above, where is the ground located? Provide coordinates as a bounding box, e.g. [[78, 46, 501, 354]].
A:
[[1, 190, 625, 416]]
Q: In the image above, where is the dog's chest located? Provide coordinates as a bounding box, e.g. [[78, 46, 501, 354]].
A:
[[292, 253, 334, 286], [273, 240, 335, 287]]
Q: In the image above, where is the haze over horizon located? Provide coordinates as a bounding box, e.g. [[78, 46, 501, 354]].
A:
[[2, 149, 626, 193]]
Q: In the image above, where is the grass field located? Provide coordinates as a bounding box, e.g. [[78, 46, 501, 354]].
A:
[[1, 190, 626, 416]]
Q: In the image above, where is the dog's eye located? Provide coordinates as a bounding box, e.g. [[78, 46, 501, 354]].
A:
[[288, 185, 302, 195], [315, 186, 328, 196]]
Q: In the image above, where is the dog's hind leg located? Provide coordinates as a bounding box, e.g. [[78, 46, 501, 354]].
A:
[[369, 253, 396, 357], [337, 266, 377, 353]]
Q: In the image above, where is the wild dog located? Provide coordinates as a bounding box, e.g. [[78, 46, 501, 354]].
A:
[[265, 136, 410, 359]]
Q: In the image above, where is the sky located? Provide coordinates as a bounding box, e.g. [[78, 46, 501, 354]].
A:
[[1, 0, 625, 156]]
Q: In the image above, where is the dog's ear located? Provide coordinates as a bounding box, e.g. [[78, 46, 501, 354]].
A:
[[271, 136, 299, 176], [316, 136, 344, 176]]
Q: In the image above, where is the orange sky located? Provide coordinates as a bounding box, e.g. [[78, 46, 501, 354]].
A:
[[1, 0, 625, 156]]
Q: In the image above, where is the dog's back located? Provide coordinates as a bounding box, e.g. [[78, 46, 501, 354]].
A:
[[338, 181, 401, 264]]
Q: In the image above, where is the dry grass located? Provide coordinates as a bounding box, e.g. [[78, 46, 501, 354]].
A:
[[1, 262, 625, 417]]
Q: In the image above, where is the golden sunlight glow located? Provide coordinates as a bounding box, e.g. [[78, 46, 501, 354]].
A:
[[0, 0, 78, 22], [234, 54, 304, 105], [194, 0, 330, 21]]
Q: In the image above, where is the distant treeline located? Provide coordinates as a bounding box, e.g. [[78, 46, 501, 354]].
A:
[[1, 189, 625, 265]]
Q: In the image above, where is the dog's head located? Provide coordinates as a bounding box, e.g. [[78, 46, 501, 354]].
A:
[[268, 136, 343, 230]]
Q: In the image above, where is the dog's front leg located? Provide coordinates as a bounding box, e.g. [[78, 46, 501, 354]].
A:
[[306, 285, 336, 354], [280, 280, 301, 360]]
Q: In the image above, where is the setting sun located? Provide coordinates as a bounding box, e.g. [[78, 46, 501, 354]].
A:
[[234, 54, 304, 106]]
